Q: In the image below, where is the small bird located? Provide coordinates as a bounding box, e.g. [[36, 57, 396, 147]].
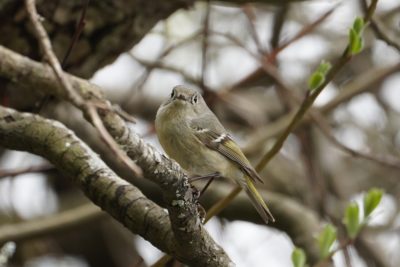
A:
[[155, 85, 275, 224]]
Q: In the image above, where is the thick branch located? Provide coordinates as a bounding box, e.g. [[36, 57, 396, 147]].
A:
[[0, 106, 233, 267], [0, 45, 233, 265]]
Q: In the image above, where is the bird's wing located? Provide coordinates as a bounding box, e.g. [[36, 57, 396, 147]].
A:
[[190, 117, 263, 183]]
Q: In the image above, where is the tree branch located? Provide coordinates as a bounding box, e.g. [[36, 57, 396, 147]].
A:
[[0, 164, 53, 179], [0, 203, 104, 244], [0, 46, 220, 264], [244, 62, 400, 154], [25, 0, 143, 177], [201, 184, 321, 263], [0, 106, 232, 266]]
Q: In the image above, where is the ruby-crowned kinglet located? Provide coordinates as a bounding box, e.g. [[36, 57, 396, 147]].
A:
[[155, 85, 275, 224]]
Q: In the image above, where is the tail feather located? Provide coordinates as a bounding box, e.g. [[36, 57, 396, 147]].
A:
[[244, 176, 275, 224]]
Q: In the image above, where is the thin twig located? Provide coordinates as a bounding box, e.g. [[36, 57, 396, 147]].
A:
[[111, 104, 137, 123], [244, 62, 400, 154], [210, 30, 255, 56], [130, 55, 200, 84], [369, 17, 400, 52], [224, 5, 336, 92], [363, 0, 379, 22], [313, 239, 353, 267], [254, 59, 400, 171], [25, 0, 85, 108], [200, 1, 211, 92], [242, 4, 265, 54], [266, 5, 295, 110], [0, 164, 54, 179], [126, 30, 202, 98], [256, 0, 379, 172], [360, 0, 400, 52], [25, 0, 142, 177], [94, 101, 137, 123], [311, 112, 400, 170], [34, 0, 90, 113], [256, 54, 350, 171], [87, 105, 143, 176], [62, 0, 90, 67], [204, 186, 242, 221], [270, 4, 289, 50], [268, 6, 337, 62]]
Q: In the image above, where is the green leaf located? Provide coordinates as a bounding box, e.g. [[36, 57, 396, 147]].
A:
[[353, 17, 365, 34], [364, 188, 383, 217], [344, 202, 360, 239], [317, 61, 332, 75], [308, 72, 324, 91], [308, 60, 332, 90], [292, 247, 307, 267], [353, 37, 363, 54], [349, 28, 357, 48], [349, 28, 363, 55], [317, 224, 337, 259]]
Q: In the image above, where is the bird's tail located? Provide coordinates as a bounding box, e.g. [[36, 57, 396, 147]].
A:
[[243, 176, 275, 224]]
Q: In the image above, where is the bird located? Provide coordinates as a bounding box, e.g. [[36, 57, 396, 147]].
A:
[[155, 85, 275, 224]]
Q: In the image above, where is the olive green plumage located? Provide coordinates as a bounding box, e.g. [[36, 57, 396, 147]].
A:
[[155, 85, 275, 224]]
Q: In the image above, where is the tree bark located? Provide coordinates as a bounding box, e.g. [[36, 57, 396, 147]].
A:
[[0, 0, 305, 79], [0, 106, 234, 267]]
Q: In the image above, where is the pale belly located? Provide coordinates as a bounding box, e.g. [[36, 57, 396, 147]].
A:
[[156, 119, 232, 177]]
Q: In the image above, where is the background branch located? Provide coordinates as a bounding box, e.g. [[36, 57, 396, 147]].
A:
[[0, 203, 104, 244]]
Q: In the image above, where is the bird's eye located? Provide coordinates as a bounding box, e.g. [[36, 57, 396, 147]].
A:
[[170, 89, 175, 99], [191, 94, 198, 104]]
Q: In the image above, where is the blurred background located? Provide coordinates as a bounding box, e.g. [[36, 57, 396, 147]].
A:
[[0, 0, 399, 266]]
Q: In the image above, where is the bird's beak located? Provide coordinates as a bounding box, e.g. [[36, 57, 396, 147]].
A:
[[175, 94, 187, 101]]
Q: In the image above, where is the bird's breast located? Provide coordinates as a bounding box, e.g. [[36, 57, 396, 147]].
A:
[[155, 113, 230, 176]]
